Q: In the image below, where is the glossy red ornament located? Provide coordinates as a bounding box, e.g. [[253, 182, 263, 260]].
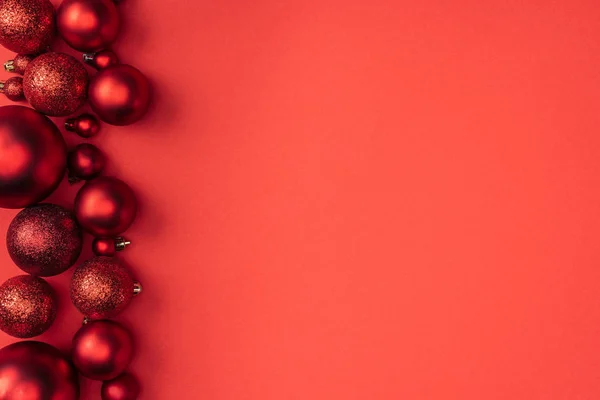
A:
[[93, 237, 131, 256], [23, 52, 89, 116], [4, 53, 36, 74], [72, 320, 134, 381], [0, 275, 56, 337], [57, 0, 119, 52], [89, 64, 151, 126], [0, 341, 79, 399], [71, 256, 138, 319], [68, 143, 106, 181], [65, 113, 101, 138], [0, 76, 23, 100], [0, 105, 67, 209], [102, 373, 140, 400], [7, 204, 83, 276], [74, 177, 137, 236], [84, 49, 119, 70], [0, 0, 55, 54]]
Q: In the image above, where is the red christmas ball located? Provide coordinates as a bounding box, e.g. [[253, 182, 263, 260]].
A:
[[65, 113, 101, 138], [68, 143, 106, 181], [89, 64, 151, 126], [0, 105, 66, 209], [7, 204, 83, 276], [70, 256, 137, 319], [0, 341, 79, 399], [92, 237, 130, 256], [23, 52, 89, 116], [0, 275, 56, 338], [0, 0, 55, 54], [57, 0, 119, 52], [4, 53, 36, 74], [0, 76, 23, 101], [102, 373, 140, 400], [84, 49, 119, 70], [72, 320, 133, 381], [74, 177, 137, 236]]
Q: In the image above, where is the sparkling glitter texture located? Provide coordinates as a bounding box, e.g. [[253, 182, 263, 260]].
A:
[[23, 52, 89, 116], [7, 204, 83, 276], [71, 256, 136, 319], [0, 76, 23, 100], [4, 53, 36, 74], [0, 0, 55, 54], [0, 275, 57, 338], [101, 373, 140, 400], [67, 143, 106, 180]]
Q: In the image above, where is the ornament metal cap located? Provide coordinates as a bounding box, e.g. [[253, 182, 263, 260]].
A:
[[3, 60, 14, 72], [115, 237, 131, 251], [133, 282, 142, 296], [82, 53, 94, 63]]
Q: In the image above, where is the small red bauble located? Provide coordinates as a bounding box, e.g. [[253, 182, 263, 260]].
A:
[[0, 275, 56, 338], [89, 64, 151, 126], [68, 143, 106, 181], [0, 341, 79, 399], [102, 373, 140, 400], [66, 113, 101, 138], [84, 49, 119, 70], [7, 204, 83, 276], [0, 76, 23, 100], [93, 237, 131, 256], [4, 53, 36, 74], [57, 0, 120, 52], [0, 0, 55, 53], [0, 105, 66, 209], [71, 256, 137, 319], [72, 320, 134, 381], [74, 176, 137, 236], [23, 52, 89, 116]]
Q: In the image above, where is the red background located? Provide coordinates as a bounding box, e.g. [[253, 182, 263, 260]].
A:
[[2, 0, 600, 398]]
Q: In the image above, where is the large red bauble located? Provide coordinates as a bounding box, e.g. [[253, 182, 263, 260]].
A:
[[0, 105, 66, 209], [0, 0, 55, 54], [89, 64, 151, 126], [72, 320, 134, 381], [0, 341, 79, 399], [0, 275, 56, 338], [102, 373, 140, 400], [57, 0, 119, 52], [7, 204, 83, 276], [70, 256, 136, 319], [74, 177, 137, 236], [23, 52, 89, 116]]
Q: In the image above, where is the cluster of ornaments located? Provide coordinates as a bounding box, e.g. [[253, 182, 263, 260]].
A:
[[0, 0, 151, 398]]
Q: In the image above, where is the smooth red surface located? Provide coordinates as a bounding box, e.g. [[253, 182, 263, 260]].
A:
[[2, 0, 600, 399]]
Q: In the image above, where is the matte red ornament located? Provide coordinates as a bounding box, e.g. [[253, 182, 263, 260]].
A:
[[93, 237, 131, 256], [23, 52, 89, 116], [74, 176, 137, 236], [7, 204, 83, 276], [72, 319, 134, 381], [84, 49, 119, 70], [65, 113, 101, 138], [0, 275, 56, 337], [0, 105, 67, 209], [68, 143, 106, 181], [57, 0, 120, 52], [4, 53, 36, 74], [0, 76, 23, 100], [89, 64, 151, 126], [102, 373, 140, 400], [0, 341, 79, 399], [70, 256, 138, 319], [0, 0, 55, 54]]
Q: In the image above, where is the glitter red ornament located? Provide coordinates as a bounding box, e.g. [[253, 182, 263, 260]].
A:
[[66, 113, 101, 138], [0, 0, 55, 54], [93, 237, 131, 256], [75, 176, 138, 236], [102, 373, 140, 400], [23, 52, 89, 116], [0, 76, 23, 100], [0, 105, 67, 209], [4, 53, 36, 74], [7, 204, 83, 276], [71, 256, 140, 319], [57, 0, 120, 52], [72, 319, 134, 381], [68, 143, 106, 181], [84, 49, 119, 70], [0, 341, 79, 399], [0, 275, 56, 338], [89, 64, 151, 126]]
